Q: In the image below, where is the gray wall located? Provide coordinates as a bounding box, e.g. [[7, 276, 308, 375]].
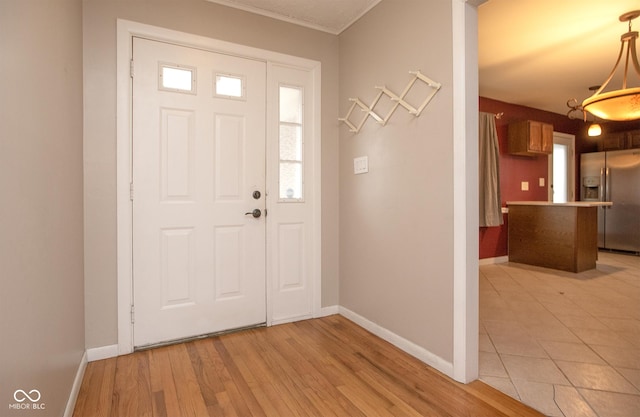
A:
[[338, 0, 456, 362], [0, 0, 86, 415], [83, 0, 341, 349]]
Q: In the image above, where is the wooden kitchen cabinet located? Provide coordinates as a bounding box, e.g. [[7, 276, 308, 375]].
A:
[[595, 130, 640, 151], [597, 132, 626, 151], [627, 130, 640, 149], [508, 120, 553, 156]]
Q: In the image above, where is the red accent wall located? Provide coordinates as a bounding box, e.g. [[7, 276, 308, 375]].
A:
[[479, 97, 582, 259]]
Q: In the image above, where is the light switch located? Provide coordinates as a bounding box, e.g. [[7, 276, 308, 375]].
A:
[[521, 181, 529, 191], [354, 156, 369, 174], [539, 178, 545, 187]]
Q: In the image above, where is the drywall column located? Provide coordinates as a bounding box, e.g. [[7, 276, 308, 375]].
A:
[[452, 0, 481, 383], [0, 0, 86, 415]]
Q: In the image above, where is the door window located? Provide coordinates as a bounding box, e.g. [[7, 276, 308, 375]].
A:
[[159, 63, 196, 93], [552, 143, 568, 203], [549, 133, 575, 203], [214, 73, 245, 99]]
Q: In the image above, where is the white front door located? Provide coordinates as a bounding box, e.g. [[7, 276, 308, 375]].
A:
[[132, 37, 267, 347]]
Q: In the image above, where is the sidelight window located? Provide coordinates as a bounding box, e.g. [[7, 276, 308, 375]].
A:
[[279, 85, 304, 201]]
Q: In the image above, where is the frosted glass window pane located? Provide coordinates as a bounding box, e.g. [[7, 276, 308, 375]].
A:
[[279, 85, 303, 201], [280, 86, 302, 123], [279, 125, 302, 161], [216, 75, 243, 98], [161, 66, 194, 91], [279, 162, 302, 199]]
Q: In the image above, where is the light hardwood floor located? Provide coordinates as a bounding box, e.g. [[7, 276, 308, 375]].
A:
[[74, 315, 543, 417]]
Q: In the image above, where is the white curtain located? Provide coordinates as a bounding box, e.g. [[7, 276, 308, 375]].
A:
[[479, 112, 503, 227]]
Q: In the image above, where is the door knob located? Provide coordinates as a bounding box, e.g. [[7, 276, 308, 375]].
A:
[[245, 209, 262, 218]]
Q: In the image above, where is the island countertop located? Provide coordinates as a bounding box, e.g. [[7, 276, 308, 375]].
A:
[[507, 201, 612, 207]]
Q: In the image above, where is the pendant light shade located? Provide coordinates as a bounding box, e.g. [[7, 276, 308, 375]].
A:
[[588, 123, 602, 137], [582, 11, 640, 121], [582, 88, 640, 121]]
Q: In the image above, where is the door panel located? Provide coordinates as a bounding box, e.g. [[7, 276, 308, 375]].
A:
[[132, 37, 266, 347], [214, 225, 244, 298], [214, 114, 244, 199], [161, 228, 195, 307], [161, 109, 194, 201]]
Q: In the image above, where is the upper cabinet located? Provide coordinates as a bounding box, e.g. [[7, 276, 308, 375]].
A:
[[597, 130, 640, 151], [508, 120, 553, 156], [630, 130, 640, 149]]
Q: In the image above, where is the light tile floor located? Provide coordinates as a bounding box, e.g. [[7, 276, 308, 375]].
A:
[[479, 251, 640, 417]]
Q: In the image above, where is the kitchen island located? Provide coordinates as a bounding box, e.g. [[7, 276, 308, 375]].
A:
[[507, 201, 612, 273]]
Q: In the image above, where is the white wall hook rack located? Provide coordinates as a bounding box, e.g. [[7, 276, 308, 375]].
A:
[[339, 70, 441, 133]]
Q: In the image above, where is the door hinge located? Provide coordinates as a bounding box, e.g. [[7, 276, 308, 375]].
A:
[[130, 183, 134, 201], [130, 59, 134, 78], [130, 305, 135, 324]]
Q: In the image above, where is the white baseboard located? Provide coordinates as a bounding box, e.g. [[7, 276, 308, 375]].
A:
[[273, 305, 339, 326], [63, 350, 87, 417], [319, 305, 339, 317], [87, 344, 119, 362], [479, 255, 508, 265], [338, 306, 453, 378]]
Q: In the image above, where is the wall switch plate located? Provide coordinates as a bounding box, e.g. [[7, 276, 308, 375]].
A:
[[539, 178, 545, 187], [521, 181, 529, 191], [354, 156, 369, 174]]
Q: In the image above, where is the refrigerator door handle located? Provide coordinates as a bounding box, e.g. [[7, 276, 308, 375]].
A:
[[600, 167, 605, 203], [605, 167, 611, 205]]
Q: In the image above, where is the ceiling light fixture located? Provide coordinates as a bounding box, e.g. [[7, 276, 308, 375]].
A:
[[588, 123, 602, 137], [582, 10, 640, 121], [566, 96, 602, 137]]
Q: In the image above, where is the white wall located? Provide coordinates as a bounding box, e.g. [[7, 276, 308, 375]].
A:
[[0, 0, 86, 415], [83, 0, 340, 349], [338, 0, 478, 374]]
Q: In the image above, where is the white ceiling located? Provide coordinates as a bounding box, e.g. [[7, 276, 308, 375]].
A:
[[208, 0, 640, 118], [205, 0, 382, 34]]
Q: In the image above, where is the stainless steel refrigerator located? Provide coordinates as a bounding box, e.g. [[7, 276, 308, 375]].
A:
[[580, 149, 640, 253]]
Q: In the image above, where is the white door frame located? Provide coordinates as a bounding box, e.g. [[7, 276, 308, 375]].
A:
[[116, 20, 322, 355], [548, 132, 576, 202]]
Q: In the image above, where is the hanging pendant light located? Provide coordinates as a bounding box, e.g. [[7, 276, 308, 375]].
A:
[[582, 10, 640, 121], [588, 123, 602, 136], [566, 95, 602, 137]]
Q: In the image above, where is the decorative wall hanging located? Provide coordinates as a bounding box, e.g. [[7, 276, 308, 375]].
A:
[[339, 70, 441, 133]]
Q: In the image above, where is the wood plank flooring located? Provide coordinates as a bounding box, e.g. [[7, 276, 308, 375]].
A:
[[73, 315, 543, 417]]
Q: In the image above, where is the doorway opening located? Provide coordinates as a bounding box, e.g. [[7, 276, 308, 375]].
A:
[[116, 20, 322, 354], [548, 132, 576, 203]]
